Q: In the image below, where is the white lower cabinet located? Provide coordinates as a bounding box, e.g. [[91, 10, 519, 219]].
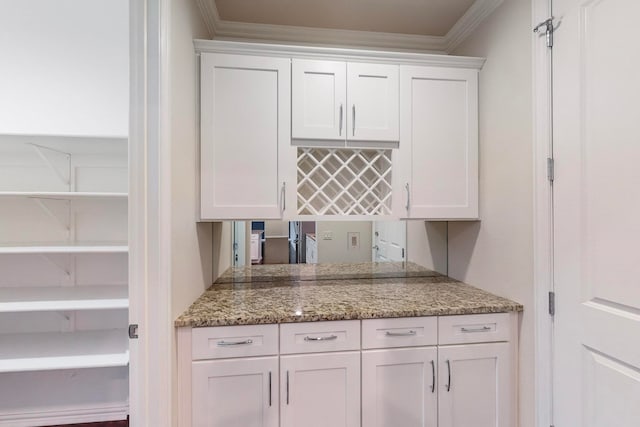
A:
[[192, 356, 279, 427], [180, 314, 517, 427], [280, 352, 360, 427], [362, 347, 438, 427], [437, 343, 512, 427]]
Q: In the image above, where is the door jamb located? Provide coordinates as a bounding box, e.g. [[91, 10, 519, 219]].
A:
[[532, 0, 554, 426]]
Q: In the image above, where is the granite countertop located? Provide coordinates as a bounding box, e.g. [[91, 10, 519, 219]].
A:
[[175, 264, 522, 327]]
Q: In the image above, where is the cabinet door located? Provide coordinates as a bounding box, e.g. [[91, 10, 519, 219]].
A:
[[200, 53, 291, 220], [292, 59, 347, 141], [192, 356, 278, 427], [362, 347, 437, 427], [281, 352, 360, 427], [397, 66, 478, 219], [438, 343, 512, 427], [347, 63, 399, 142]]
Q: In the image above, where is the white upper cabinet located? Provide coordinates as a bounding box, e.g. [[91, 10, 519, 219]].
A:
[[200, 53, 292, 220], [292, 60, 399, 145], [347, 63, 399, 143], [396, 66, 478, 220], [292, 59, 347, 141]]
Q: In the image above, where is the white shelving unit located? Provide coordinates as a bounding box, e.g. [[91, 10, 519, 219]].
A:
[[0, 329, 129, 373], [0, 286, 128, 312], [0, 134, 130, 424]]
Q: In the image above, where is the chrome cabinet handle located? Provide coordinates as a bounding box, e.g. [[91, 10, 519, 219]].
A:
[[430, 360, 435, 393], [352, 105, 356, 136], [461, 326, 491, 333], [286, 371, 290, 405], [217, 339, 253, 346], [268, 371, 272, 406], [304, 335, 338, 341], [281, 182, 286, 213], [339, 104, 343, 136], [385, 330, 416, 337], [405, 183, 410, 211], [446, 360, 451, 392]]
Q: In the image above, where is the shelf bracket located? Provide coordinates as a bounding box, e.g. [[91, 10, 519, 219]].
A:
[[39, 253, 72, 278], [30, 197, 71, 231], [28, 143, 72, 190]]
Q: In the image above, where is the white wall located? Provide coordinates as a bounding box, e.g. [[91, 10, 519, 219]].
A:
[[316, 221, 373, 263], [407, 221, 448, 274], [168, 0, 213, 424], [0, 0, 129, 137], [449, 0, 534, 426]]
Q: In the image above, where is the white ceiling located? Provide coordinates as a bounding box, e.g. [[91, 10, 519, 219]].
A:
[[196, 0, 504, 53], [214, 0, 476, 37]]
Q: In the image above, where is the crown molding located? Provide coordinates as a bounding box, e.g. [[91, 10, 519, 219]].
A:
[[194, 40, 486, 69], [445, 0, 504, 52], [195, 0, 503, 54]]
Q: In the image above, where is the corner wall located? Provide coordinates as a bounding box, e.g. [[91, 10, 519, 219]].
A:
[[449, 0, 535, 426], [168, 0, 212, 425]]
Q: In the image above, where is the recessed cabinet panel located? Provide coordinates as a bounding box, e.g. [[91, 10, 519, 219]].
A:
[[438, 343, 511, 427], [200, 53, 291, 220], [292, 59, 346, 141], [281, 352, 360, 427], [362, 347, 438, 427], [347, 63, 399, 142], [398, 66, 478, 219], [192, 357, 278, 427]]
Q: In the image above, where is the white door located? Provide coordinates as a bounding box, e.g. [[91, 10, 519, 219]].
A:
[[397, 66, 478, 219], [232, 221, 246, 266], [552, 0, 640, 425], [347, 63, 399, 142], [292, 59, 347, 141], [438, 343, 512, 427], [200, 53, 291, 220], [362, 347, 437, 427], [372, 221, 406, 262], [281, 352, 360, 427], [192, 356, 278, 427]]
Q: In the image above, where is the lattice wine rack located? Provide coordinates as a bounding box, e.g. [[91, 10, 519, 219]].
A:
[[297, 148, 393, 216]]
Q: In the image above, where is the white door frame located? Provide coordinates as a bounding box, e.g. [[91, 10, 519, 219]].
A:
[[129, 0, 172, 426], [532, 0, 554, 426]]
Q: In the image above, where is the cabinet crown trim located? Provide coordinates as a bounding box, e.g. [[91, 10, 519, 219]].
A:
[[194, 40, 485, 69]]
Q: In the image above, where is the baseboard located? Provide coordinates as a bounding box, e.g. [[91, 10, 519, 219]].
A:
[[0, 402, 128, 427]]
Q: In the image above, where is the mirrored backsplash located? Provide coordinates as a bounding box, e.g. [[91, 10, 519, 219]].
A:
[[228, 220, 448, 277]]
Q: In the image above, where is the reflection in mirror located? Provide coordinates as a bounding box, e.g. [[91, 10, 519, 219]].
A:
[[231, 221, 408, 267], [229, 221, 448, 276]]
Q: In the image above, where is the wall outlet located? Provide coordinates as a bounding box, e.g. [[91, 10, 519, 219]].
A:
[[322, 231, 333, 240]]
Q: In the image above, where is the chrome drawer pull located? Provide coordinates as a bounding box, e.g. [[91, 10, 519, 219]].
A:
[[385, 330, 416, 337], [217, 339, 253, 346], [304, 335, 338, 341], [460, 326, 492, 333]]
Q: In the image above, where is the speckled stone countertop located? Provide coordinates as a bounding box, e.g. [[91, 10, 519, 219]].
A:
[[175, 265, 522, 327], [215, 261, 441, 284]]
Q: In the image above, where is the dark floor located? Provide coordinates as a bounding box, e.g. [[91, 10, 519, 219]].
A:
[[48, 420, 128, 427]]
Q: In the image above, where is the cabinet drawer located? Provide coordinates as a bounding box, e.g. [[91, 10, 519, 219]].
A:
[[280, 320, 360, 354], [438, 313, 510, 345], [192, 324, 278, 360], [362, 317, 437, 349]]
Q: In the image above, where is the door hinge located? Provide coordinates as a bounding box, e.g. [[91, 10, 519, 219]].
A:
[[534, 17, 555, 48], [128, 324, 139, 339], [548, 291, 556, 316], [402, 248, 405, 259], [547, 157, 554, 182]]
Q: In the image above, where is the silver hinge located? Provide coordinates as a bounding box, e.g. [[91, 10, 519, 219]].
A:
[[128, 324, 139, 339], [548, 292, 556, 316], [534, 17, 555, 48], [547, 157, 554, 182]]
